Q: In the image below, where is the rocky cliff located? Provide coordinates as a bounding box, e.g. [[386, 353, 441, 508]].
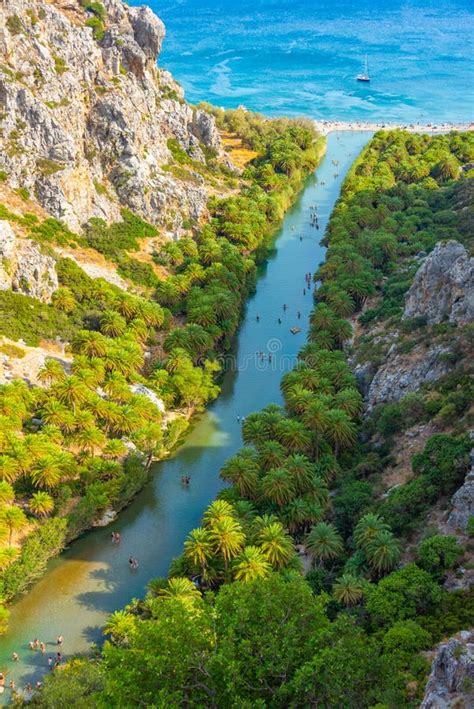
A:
[[421, 631, 474, 709], [363, 239, 473, 410], [0, 219, 57, 301], [0, 0, 227, 235], [403, 241, 474, 325]]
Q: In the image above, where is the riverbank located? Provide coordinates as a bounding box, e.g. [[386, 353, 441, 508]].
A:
[[0, 132, 373, 699], [314, 119, 474, 136]]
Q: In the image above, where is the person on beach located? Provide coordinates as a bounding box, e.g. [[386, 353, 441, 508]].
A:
[[28, 640, 34, 650], [12, 652, 19, 662], [40, 642, 46, 654], [48, 657, 53, 669], [33, 638, 39, 650], [9, 680, 15, 690], [56, 635, 63, 647], [56, 652, 62, 663]]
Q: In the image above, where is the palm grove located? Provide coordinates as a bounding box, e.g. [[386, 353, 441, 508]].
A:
[[28, 129, 474, 708], [0, 111, 322, 629]]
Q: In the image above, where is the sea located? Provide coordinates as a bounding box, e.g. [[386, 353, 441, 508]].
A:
[[129, 0, 474, 124]]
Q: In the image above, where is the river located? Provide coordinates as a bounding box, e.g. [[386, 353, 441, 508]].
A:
[[0, 131, 371, 696]]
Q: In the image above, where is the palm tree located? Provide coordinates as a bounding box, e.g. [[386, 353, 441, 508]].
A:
[[0, 505, 28, 546], [103, 439, 128, 459], [114, 294, 139, 321], [258, 522, 294, 569], [126, 318, 149, 343], [306, 476, 330, 509], [233, 546, 271, 583], [333, 574, 366, 606], [74, 426, 106, 455], [72, 331, 108, 358], [29, 491, 54, 517], [324, 408, 357, 456], [261, 468, 295, 507], [54, 376, 89, 412], [157, 577, 201, 610], [285, 385, 314, 416], [52, 287, 76, 313], [73, 409, 96, 431], [137, 301, 165, 328], [208, 516, 245, 570], [306, 522, 343, 564], [183, 527, 214, 579], [203, 499, 236, 526], [257, 440, 287, 472], [41, 399, 74, 432], [220, 454, 260, 499], [285, 454, 316, 494], [366, 530, 400, 574], [275, 419, 312, 454], [0, 481, 14, 505], [0, 547, 19, 571], [30, 455, 62, 490], [103, 373, 131, 402], [101, 310, 127, 338], [103, 610, 136, 646], [354, 513, 389, 550], [334, 388, 363, 418], [242, 414, 271, 447], [302, 399, 331, 457], [37, 359, 66, 386]]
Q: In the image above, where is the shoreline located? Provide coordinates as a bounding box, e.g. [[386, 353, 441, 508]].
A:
[[314, 119, 474, 136]]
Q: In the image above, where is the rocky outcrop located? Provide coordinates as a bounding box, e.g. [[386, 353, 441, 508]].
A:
[[448, 448, 474, 533], [367, 342, 452, 410], [403, 241, 474, 325], [421, 631, 474, 708], [0, 0, 226, 236], [0, 220, 58, 302]]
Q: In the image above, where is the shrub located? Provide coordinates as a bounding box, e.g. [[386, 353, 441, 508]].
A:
[[417, 535, 463, 579]]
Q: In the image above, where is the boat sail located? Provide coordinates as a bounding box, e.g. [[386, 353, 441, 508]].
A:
[[356, 55, 370, 82]]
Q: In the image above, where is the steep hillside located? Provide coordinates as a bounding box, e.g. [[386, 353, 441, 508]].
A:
[[0, 0, 231, 235]]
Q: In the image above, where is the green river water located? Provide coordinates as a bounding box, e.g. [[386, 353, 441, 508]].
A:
[[0, 131, 371, 698]]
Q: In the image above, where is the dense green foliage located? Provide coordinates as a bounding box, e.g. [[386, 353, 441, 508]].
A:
[[31, 130, 474, 707], [0, 112, 322, 628]]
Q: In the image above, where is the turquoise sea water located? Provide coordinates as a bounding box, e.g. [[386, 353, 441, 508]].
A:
[[132, 0, 474, 123]]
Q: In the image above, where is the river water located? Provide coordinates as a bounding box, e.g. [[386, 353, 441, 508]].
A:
[[0, 131, 371, 695]]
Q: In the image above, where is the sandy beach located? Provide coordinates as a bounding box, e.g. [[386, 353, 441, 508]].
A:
[[314, 119, 474, 136]]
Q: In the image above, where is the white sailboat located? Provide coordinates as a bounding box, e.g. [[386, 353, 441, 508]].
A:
[[356, 55, 370, 82]]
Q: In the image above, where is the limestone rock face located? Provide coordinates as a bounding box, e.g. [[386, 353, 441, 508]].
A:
[[0, 220, 58, 302], [448, 449, 474, 533], [0, 0, 225, 236], [367, 343, 452, 410], [403, 241, 474, 325], [421, 631, 474, 708]]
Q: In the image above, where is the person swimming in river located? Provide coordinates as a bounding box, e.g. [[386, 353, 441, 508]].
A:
[[283, 303, 287, 311], [181, 475, 190, 486], [278, 317, 282, 324], [256, 314, 260, 322], [128, 556, 139, 570]]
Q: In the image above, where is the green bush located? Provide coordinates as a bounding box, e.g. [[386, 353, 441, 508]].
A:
[[0, 518, 68, 601], [417, 534, 463, 579]]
